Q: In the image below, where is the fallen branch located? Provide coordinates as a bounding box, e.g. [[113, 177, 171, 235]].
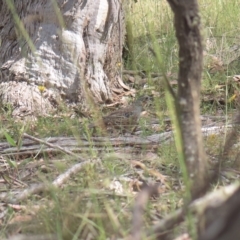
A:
[[2, 159, 98, 204], [147, 183, 240, 238], [0, 124, 230, 157]]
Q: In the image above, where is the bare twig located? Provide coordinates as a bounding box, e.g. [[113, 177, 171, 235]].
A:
[[129, 184, 160, 240]]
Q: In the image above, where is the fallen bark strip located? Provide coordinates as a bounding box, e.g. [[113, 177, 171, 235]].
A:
[[0, 134, 168, 156], [23, 133, 82, 160], [1, 159, 98, 204], [0, 125, 230, 157], [0, 146, 140, 157]]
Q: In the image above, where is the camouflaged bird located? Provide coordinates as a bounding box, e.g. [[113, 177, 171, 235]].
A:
[[90, 97, 146, 134]]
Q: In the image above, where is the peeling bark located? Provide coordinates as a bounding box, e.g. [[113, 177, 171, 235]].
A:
[[0, 0, 125, 118]]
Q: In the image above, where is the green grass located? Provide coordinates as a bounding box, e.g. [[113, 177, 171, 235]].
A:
[[127, 0, 240, 114]]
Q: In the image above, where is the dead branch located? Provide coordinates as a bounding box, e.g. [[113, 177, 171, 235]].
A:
[[147, 183, 240, 238], [2, 160, 98, 204]]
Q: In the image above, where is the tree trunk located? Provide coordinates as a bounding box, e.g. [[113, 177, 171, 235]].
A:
[[167, 0, 208, 198], [0, 0, 126, 118]]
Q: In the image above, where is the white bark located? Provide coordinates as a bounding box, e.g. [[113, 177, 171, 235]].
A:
[[0, 0, 125, 118]]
